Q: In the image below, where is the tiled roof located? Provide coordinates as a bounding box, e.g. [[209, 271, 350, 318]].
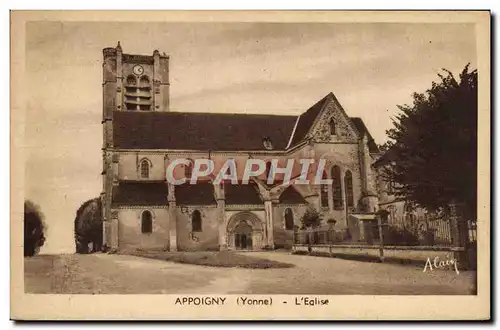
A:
[[224, 182, 264, 205], [350, 117, 379, 153], [372, 145, 396, 167], [112, 181, 169, 206], [113, 111, 297, 151], [174, 182, 216, 205], [289, 93, 331, 147], [279, 186, 308, 204], [112, 93, 378, 153]]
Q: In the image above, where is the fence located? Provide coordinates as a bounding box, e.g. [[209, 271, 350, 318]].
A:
[[467, 219, 477, 243], [293, 228, 351, 246], [292, 206, 477, 269], [292, 221, 477, 247], [292, 221, 454, 247]]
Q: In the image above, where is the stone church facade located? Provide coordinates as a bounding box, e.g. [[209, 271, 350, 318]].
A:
[[101, 43, 380, 252]]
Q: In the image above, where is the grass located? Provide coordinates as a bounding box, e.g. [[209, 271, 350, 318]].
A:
[[292, 250, 427, 267], [127, 250, 295, 269]]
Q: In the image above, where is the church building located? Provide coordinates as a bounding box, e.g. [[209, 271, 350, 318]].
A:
[[101, 43, 380, 252]]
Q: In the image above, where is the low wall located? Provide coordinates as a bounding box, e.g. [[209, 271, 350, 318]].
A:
[[292, 244, 465, 265]]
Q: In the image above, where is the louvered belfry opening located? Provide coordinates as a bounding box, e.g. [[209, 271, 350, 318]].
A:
[[124, 74, 152, 111]]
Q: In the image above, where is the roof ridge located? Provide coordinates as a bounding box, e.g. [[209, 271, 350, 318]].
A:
[[286, 93, 333, 148], [285, 115, 301, 149], [116, 111, 298, 118]]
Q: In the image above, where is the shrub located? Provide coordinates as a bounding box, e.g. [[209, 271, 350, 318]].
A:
[[24, 200, 46, 257], [383, 226, 420, 246], [300, 206, 323, 229], [74, 197, 103, 253]]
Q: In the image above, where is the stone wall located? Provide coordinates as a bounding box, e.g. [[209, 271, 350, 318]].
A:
[[116, 207, 169, 251], [175, 206, 219, 251], [272, 204, 308, 248], [118, 153, 166, 181]]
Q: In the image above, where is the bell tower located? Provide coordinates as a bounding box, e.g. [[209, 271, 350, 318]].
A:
[[120, 49, 170, 111], [116, 44, 170, 112], [101, 42, 171, 250], [102, 42, 170, 115]]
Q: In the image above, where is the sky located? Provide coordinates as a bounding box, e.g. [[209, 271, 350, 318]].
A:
[[24, 21, 476, 253]]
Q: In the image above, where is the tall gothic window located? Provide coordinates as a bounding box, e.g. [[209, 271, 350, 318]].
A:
[[329, 118, 336, 135], [141, 210, 152, 233], [192, 210, 202, 232], [140, 159, 150, 179], [125, 75, 138, 110], [265, 161, 272, 180], [125, 75, 152, 111], [404, 203, 415, 226], [344, 170, 354, 208], [284, 208, 294, 230], [320, 170, 329, 207], [185, 159, 193, 178], [139, 75, 152, 111], [387, 178, 396, 194], [331, 165, 343, 209]]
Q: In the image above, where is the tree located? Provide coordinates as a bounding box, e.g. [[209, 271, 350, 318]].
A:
[[300, 206, 323, 229], [382, 64, 477, 217], [74, 197, 103, 253], [24, 200, 46, 257]]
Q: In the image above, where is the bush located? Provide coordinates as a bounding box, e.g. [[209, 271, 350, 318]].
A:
[[383, 226, 419, 246], [74, 197, 103, 254], [333, 229, 350, 242], [24, 200, 46, 257], [300, 206, 323, 229], [422, 230, 436, 245]]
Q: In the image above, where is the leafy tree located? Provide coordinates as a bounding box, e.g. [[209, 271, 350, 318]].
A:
[[74, 197, 103, 253], [381, 64, 477, 217], [300, 206, 323, 229], [24, 200, 46, 257]]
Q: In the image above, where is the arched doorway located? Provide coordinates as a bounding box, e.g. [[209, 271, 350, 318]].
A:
[[234, 221, 253, 250], [227, 212, 264, 250]]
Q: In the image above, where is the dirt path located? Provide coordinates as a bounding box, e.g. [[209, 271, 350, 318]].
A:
[[25, 253, 252, 294], [241, 252, 476, 295], [24, 252, 476, 295]]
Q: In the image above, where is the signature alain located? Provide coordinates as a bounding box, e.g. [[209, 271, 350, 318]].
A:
[[423, 255, 460, 275]]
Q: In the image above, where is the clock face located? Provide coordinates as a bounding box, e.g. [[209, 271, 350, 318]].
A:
[[133, 65, 144, 76]]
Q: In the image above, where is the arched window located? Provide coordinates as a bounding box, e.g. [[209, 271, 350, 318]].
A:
[[344, 170, 354, 208], [387, 178, 395, 194], [331, 165, 343, 209], [284, 208, 294, 230], [126, 75, 137, 86], [139, 75, 150, 87], [140, 159, 150, 178], [185, 159, 193, 178], [192, 210, 202, 232], [320, 170, 329, 207], [141, 210, 152, 233], [404, 203, 415, 225], [404, 202, 414, 213], [329, 118, 336, 135], [265, 161, 272, 180]]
